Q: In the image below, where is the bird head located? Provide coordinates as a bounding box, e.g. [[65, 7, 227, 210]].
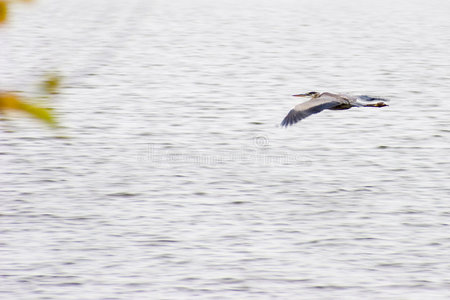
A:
[[293, 91, 320, 98]]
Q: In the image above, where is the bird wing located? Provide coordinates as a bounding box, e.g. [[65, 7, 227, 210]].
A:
[[281, 97, 341, 127]]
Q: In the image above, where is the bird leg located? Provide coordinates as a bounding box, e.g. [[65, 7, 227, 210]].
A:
[[364, 102, 388, 107]]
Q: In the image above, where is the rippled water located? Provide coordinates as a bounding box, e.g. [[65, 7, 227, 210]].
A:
[[1, 0, 450, 299]]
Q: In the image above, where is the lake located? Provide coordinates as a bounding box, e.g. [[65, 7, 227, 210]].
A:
[[1, 0, 450, 299]]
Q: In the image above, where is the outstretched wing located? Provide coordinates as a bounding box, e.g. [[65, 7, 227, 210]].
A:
[[281, 97, 341, 127]]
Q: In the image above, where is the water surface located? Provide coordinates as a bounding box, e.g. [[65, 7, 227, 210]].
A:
[[1, 0, 450, 299]]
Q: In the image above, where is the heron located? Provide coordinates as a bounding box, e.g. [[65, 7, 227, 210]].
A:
[[281, 91, 388, 127]]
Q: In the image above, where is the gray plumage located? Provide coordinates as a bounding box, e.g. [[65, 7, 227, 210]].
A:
[[281, 91, 388, 127]]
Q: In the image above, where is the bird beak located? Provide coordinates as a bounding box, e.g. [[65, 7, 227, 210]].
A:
[[292, 93, 309, 97]]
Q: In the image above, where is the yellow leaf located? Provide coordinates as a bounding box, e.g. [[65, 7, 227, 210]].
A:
[[0, 1, 8, 24], [0, 92, 58, 127], [19, 102, 57, 127], [41, 73, 62, 94], [0, 92, 21, 110]]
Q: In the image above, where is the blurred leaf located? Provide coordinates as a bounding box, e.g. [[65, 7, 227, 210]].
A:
[[0, 92, 57, 127], [0, 0, 35, 25], [0, 1, 7, 24], [0, 92, 21, 110], [41, 73, 62, 94]]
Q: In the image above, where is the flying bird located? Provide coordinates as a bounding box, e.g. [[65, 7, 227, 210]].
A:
[[281, 92, 388, 127]]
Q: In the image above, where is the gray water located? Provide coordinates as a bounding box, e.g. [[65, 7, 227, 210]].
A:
[[1, 0, 450, 299]]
